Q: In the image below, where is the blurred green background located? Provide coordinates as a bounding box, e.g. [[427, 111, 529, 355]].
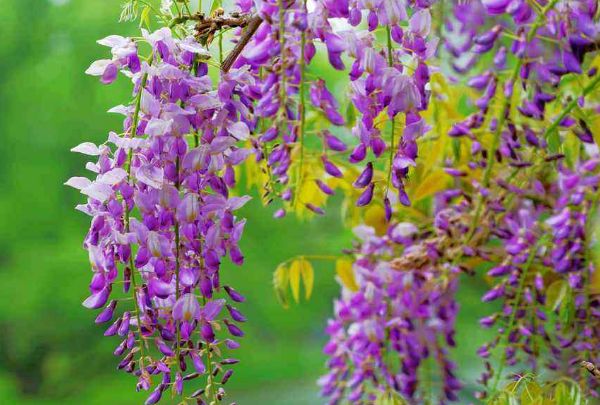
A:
[[0, 1, 493, 403]]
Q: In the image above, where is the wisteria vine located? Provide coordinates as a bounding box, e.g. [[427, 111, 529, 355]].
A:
[[67, 0, 600, 404]]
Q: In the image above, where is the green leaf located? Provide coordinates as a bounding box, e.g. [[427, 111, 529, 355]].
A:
[[520, 380, 542, 405], [552, 381, 584, 405], [210, 0, 223, 14], [553, 382, 569, 405], [559, 292, 575, 329], [139, 5, 151, 28], [547, 129, 560, 154], [545, 280, 569, 312], [345, 102, 356, 128]]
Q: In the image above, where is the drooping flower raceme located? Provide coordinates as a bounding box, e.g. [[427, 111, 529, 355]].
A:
[[447, 0, 600, 158], [68, 27, 252, 403], [474, 159, 600, 398], [439, 0, 600, 397], [320, 216, 466, 404], [230, 0, 438, 218]]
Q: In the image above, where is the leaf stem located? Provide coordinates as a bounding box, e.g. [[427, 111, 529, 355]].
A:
[[384, 25, 396, 198], [294, 0, 308, 209], [201, 296, 218, 404], [174, 155, 182, 371], [124, 57, 153, 373], [467, 0, 558, 241], [543, 73, 600, 141], [490, 241, 541, 393]]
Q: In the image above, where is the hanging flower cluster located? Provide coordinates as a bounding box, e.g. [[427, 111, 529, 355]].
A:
[[319, 210, 472, 403], [229, 0, 438, 218], [321, 2, 437, 214], [474, 159, 600, 398], [68, 25, 252, 404], [438, 0, 600, 398], [447, 0, 600, 154]]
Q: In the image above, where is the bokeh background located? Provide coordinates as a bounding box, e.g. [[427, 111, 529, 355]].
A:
[[0, 0, 495, 403]]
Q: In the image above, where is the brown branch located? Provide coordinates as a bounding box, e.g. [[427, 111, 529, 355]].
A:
[[195, 13, 255, 42], [221, 15, 263, 73], [220, 0, 295, 73], [581, 361, 600, 380], [172, 1, 300, 73], [170, 11, 263, 73]]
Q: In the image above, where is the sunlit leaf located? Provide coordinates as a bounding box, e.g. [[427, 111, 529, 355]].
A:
[[545, 280, 569, 312], [210, 0, 223, 14], [411, 169, 450, 202], [547, 129, 561, 153], [520, 380, 542, 405], [119, 0, 138, 22], [374, 390, 408, 405], [139, 5, 151, 28], [273, 264, 289, 308], [335, 258, 358, 292], [364, 204, 387, 235], [299, 258, 314, 300], [289, 259, 301, 303]]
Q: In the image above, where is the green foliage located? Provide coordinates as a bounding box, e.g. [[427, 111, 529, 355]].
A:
[[487, 375, 587, 405], [374, 390, 409, 405]]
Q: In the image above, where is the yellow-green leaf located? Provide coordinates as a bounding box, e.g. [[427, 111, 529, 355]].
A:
[[364, 204, 387, 236], [139, 5, 151, 28], [520, 380, 542, 405], [139, 6, 150, 28], [374, 391, 408, 405], [412, 169, 450, 201], [299, 258, 314, 300], [545, 280, 569, 312], [336, 258, 358, 292], [210, 0, 223, 14], [289, 260, 301, 303], [273, 264, 289, 308]]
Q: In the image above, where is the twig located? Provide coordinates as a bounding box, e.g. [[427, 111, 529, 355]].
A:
[[221, 0, 295, 72], [221, 15, 263, 72], [581, 361, 600, 380]]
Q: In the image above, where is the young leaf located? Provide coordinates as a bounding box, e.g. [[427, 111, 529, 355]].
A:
[[289, 259, 301, 303], [547, 129, 561, 153], [299, 258, 314, 300], [139, 5, 151, 28], [210, 0, 223, 14], [273, 264, 289, 308], [545, 279, 569, 312], [519, 380, 542, 405], [412, 169, 451, 202], [364, 205, 387, 235], [374, 390, 408, 405], [335, 258, 358, 292]]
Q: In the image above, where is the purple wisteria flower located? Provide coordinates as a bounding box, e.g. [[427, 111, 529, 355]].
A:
[[69, 27, 252, 402], [230, 0, 438, 217], [320, 219, 463, 404]]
